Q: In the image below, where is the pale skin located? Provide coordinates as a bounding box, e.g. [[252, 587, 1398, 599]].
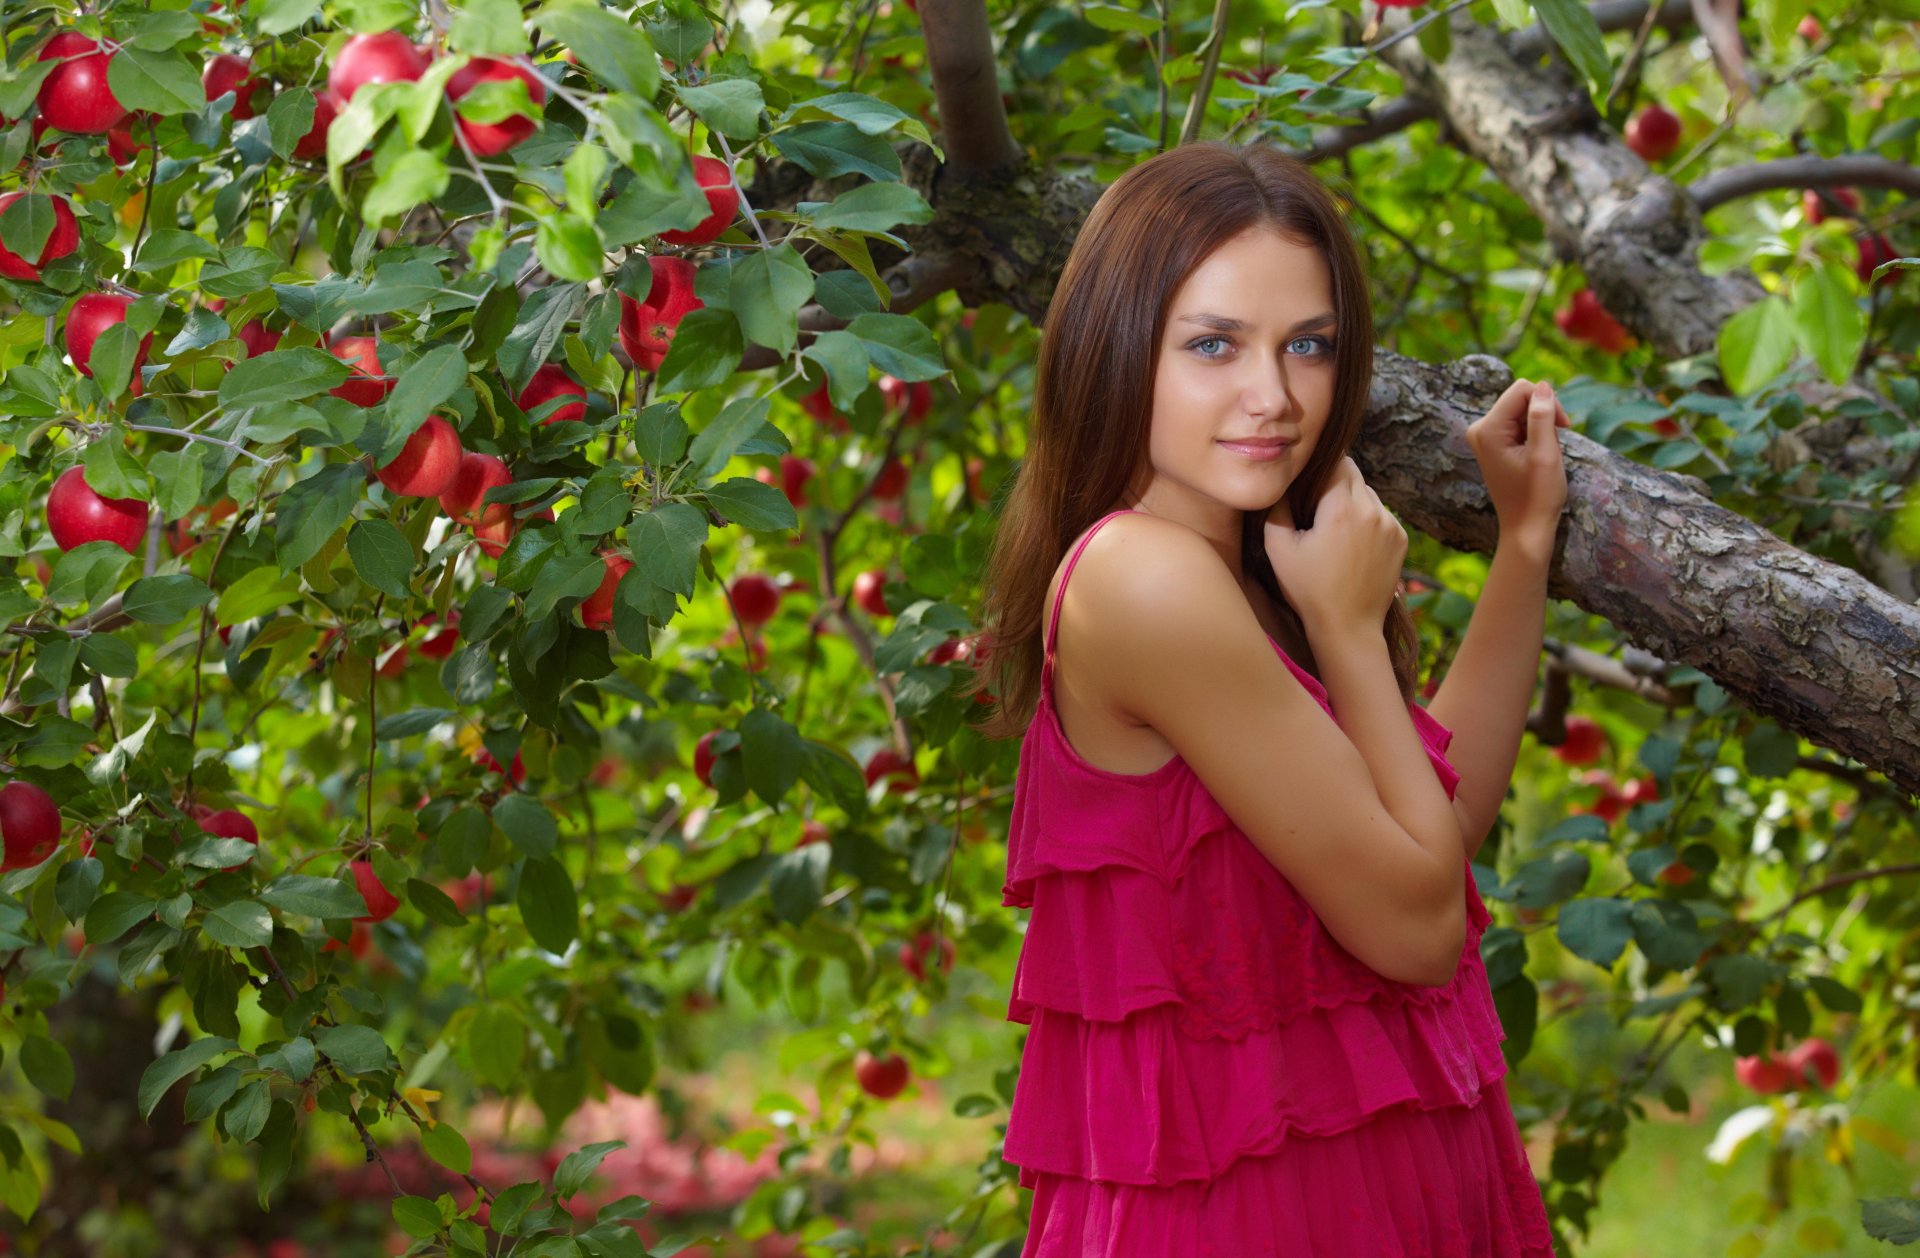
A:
[[1046, 226, 1571, 984]]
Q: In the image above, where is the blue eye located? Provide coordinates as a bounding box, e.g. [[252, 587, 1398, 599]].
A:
[[1193, 335, 1229, 356], [1290, 335, 1334, 356], [1188, 334, 1334, 358]]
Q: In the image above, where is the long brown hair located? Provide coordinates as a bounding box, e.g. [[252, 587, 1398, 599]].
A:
[[965, 139, 1421, 740]]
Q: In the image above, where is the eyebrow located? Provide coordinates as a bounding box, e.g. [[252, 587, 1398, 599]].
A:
[[1175, 312, 1337, 334]]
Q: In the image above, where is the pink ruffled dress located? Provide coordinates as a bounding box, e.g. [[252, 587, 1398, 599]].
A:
[[1001, 510, 1556, 1257]]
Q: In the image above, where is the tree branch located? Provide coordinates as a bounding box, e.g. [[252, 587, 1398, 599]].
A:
[[917, 0, 1023, 174], [1688, 154, 1920, 214]]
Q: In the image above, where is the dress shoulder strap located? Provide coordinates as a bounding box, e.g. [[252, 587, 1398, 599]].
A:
[[1044, 510, 1141, 665]]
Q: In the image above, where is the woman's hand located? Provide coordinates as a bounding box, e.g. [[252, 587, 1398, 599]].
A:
[[1264, 456, 1408, 640], [1466, 377, 1570, 562]]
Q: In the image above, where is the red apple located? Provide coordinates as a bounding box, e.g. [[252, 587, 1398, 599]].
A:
[[798, 819, 829, 847], [326, 335, 395, 406], [1735, 1052, 1793, 1095], [1796, 15, 1823, 40], [375, 640, 409, 678], [729, 573, 781, 627], [1786, 1037, 1840, 1090], [777, 454, 816, 507], [659, 883, 697, 912], [579, 553, 633, 630], [0, 191, 80, 281], [799, 380, 847, 433], [1651, 417, 1682, 438], [204, 54, 267, 120], [47, 465, 150, 554], [474, 504, 550, 558], [693, 730, 719, 787], [878, 375, 931, 424], [323, 919, 374, 958], [516, 362, 586, 424], [871, 458, 908, 502], [292, 89, 340, 160], [350, 858, 401, 922], [446, 56, 547, 156], [928, 636, 972, 665], [1623, 103, 1681, 162], [375, 415, 463, 498], [1620, 776, 1660, 806], [899, 930, 955, 983], [1801, 186, 1859, 224], [475, 746, 526, 784], [1856, 233, 1901, 286], [659, 154, 740, 246], [717, 626, 769, 671], [195, 806, 259, 871], [416, 610, 460, 659], [965, 456, 987, 503], [617, 255, 701, 373], [1656, 860, 1694, 886], [329, 32, 428, 105], [1554, 288, 1632, 354], [439, 451, 512, 528], [234, 319, 282, 358], [1577, 770, 1627, 824], [0, 781, 61, 871], [864, 747, 917, 794], [852, 569, 890, 617], [1551, 715, 1605, 765], [36, 33, 126, 134], [854, 1050, 910, 1099], [443, 871, 494, 914], [107, 118, 149, 166], [66, 292, 153, 396]]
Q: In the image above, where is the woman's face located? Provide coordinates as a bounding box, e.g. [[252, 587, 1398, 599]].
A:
[[1140, 227, 1339, 519]]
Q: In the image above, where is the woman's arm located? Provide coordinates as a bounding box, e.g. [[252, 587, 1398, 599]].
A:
[[1422, 542, 1553, 862]]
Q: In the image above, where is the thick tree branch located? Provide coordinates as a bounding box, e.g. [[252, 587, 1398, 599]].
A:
[[1689, 155, 1920, 214], [1361, 350, 1920, 798], [917, 0, 1023, 174]]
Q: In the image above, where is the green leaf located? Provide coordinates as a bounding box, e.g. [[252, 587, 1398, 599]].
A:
[[314, 1024, 395, 1076], [392, 1195, 444, 1240], [768, 844, 830, 924], [771, 121, 902, 181], [256, 0, 322, 36], [265, 88, 317, 159], [1790, 261, 1865, 386], [419, 1118, 474, 1174], [516, 855, 579, 953], [552, 1139, 626, 1202], [525, 553, 607, 620], [21, 1036, 74, 1102], [468, 1004, 527, 1089], [135, 229, 222, 271], [653, 307, 744, 394], [1531, 0, 1613, 97], [260, 874, 373, 919], [140, 1036, 239, 1118], [1718, 295, 1797, 395], [677, 79, 765, 140], [704, 477, 797, 533], [0, 193, 54, 266], [845, 312, 944, 381], [450, 0, 531, 55], [600, 177, 713, 246], [347, 519, 417, 601], [801, 329, 871, 412], [106, 48, 205, 116], [688, 397, 771, 481], [739, 708, 804, 806], [535, 212, 606, 283], [386, 344, 469, 436], [1556, 898, 1636, 968], [215, 567, 304, 626], [1082, 4, 1163, 33], [784, 91, 918, 138], [498, 281, 586, 391], [202, 900, 274, 950], [808, 181, 935, 234], [492, 794, 558, 859], [220, 348, 351, 409], [121, 574, 215, 624], [276, 461, 365, 570], [728, 245, 815, 355], [536, 1, 660, 98], [86, 891, 156, 943], [362, 147, 451, 224]]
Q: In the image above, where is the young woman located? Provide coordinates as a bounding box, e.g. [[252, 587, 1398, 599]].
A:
[[971, 140, 1567, 1253]]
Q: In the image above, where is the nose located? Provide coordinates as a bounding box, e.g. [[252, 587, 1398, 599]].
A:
[[1245, 351, 1299, 418]]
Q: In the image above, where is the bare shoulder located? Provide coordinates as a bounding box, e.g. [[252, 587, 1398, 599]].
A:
[[1051, 514, 1267, 716], [1060, 513, 1245, 624]]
